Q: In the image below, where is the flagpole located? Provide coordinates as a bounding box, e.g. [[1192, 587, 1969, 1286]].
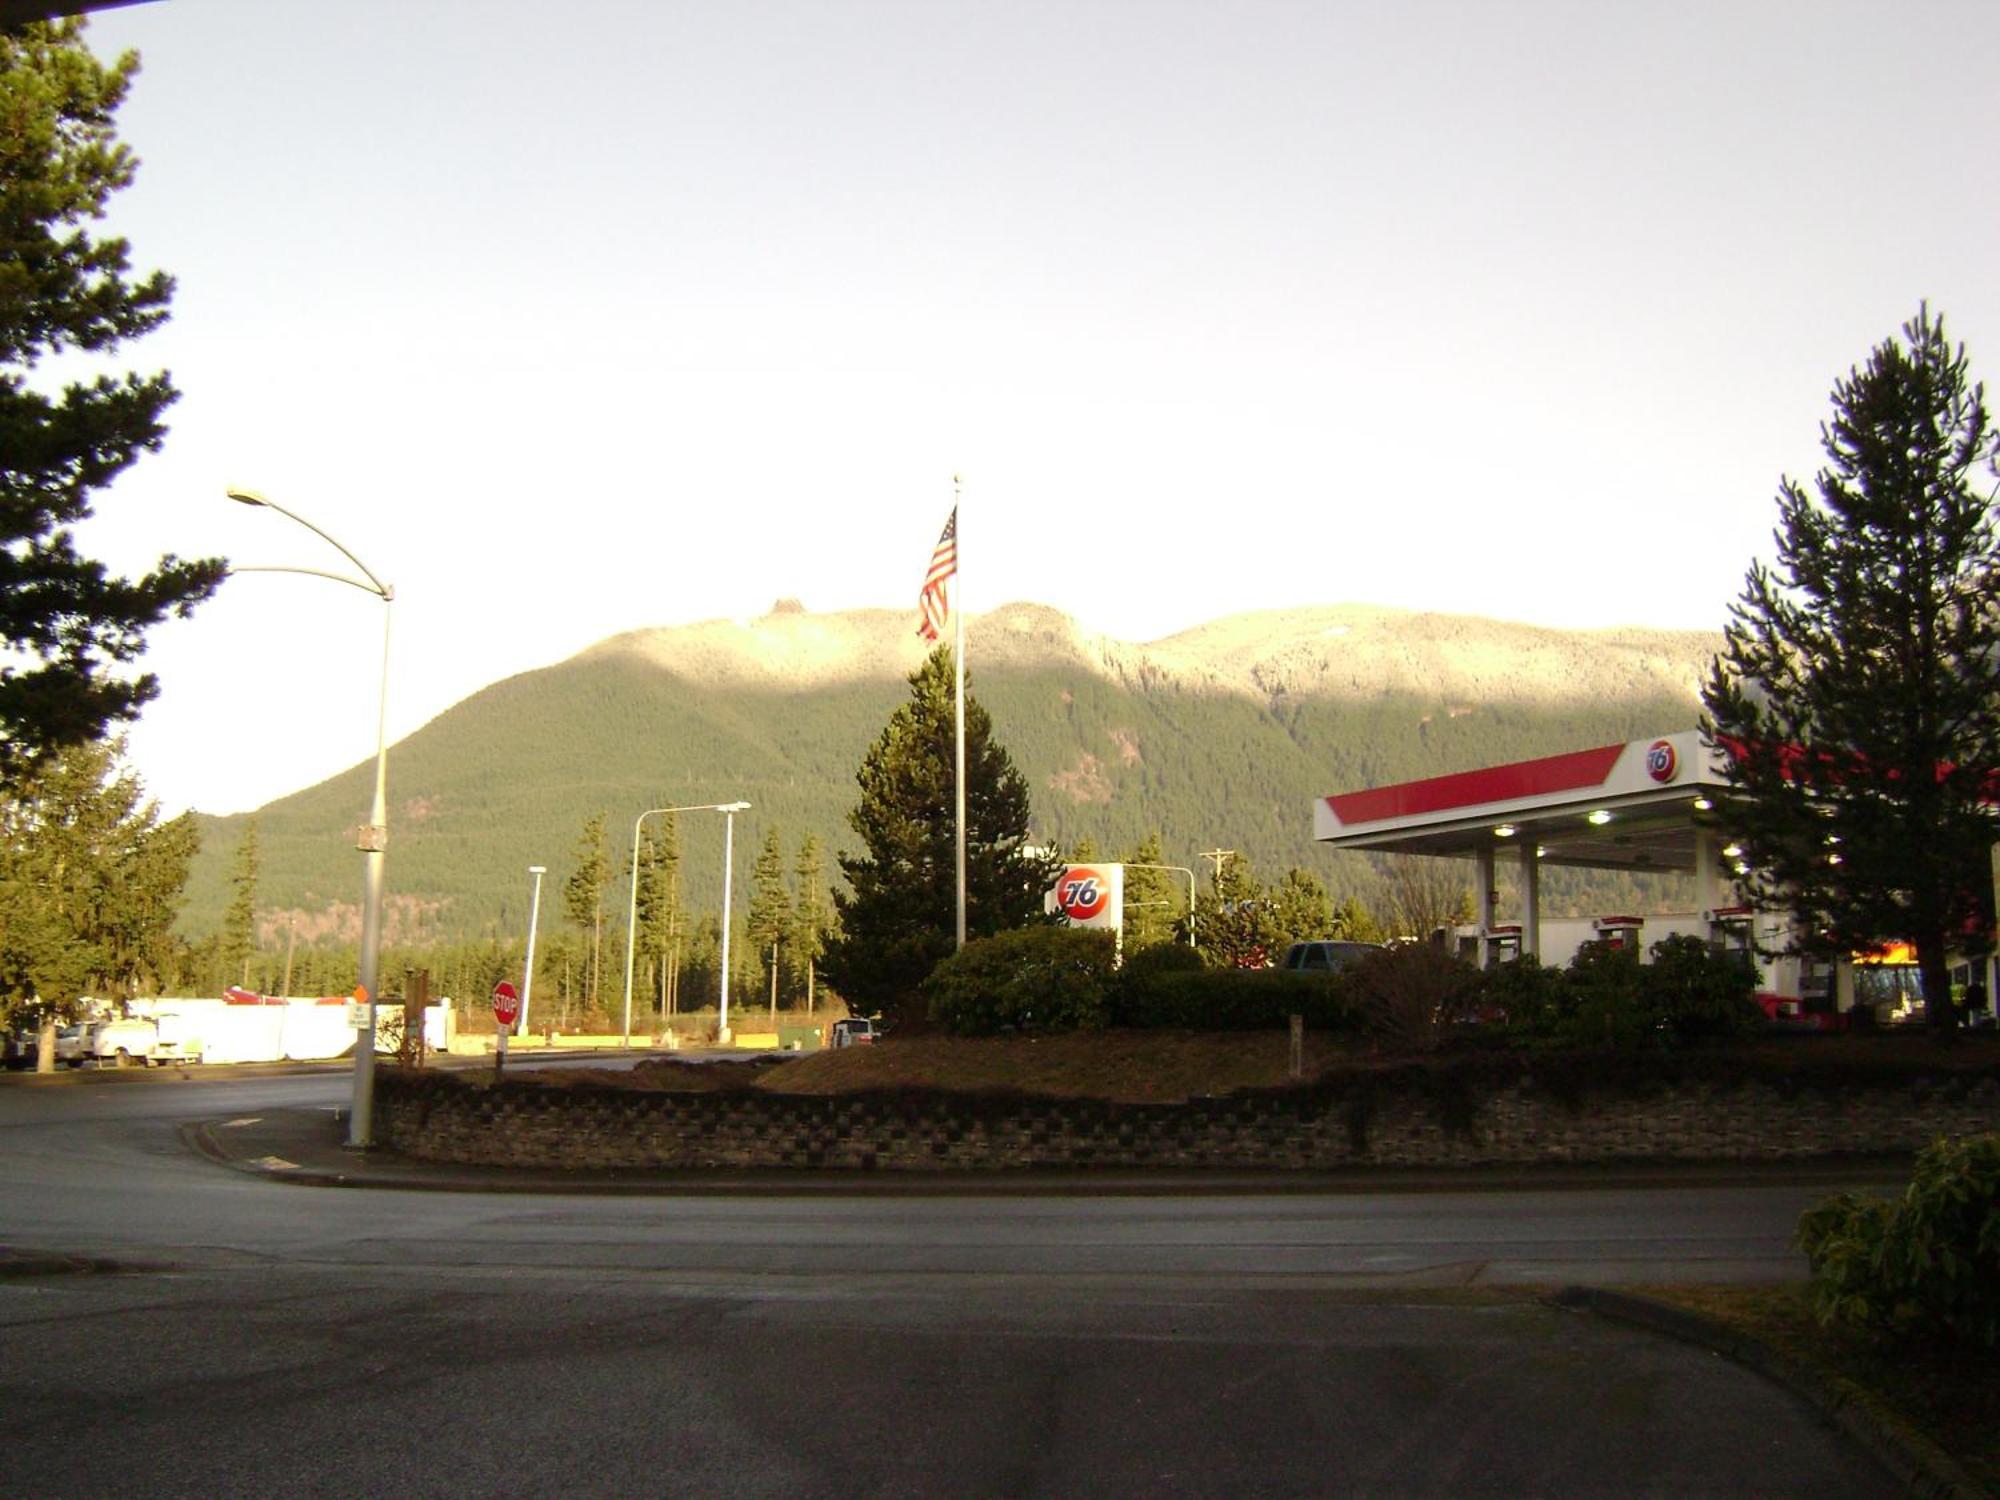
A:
[[952, 473, 967, 950]]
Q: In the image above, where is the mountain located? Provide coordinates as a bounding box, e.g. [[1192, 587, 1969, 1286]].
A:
[[177, 601, 1721, 946]]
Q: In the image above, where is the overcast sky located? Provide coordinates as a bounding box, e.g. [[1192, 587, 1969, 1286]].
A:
[[62, 0, 2000, 816]]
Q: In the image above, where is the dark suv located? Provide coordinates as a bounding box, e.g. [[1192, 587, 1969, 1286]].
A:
[[1279, 940, 1383, 974]]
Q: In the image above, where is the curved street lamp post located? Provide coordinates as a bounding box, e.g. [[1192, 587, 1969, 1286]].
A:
[[620, 801, 751, 1048], [226, 487, 392, 1148]]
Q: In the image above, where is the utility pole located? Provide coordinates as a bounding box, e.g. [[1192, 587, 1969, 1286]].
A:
[[1198, 849, 1236, 884]]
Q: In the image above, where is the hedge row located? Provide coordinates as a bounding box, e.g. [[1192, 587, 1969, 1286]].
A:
[[921, 927, 1765, 1047]]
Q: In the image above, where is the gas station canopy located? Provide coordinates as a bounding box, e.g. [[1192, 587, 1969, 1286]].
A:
[[1315, 731, 1734, 874]]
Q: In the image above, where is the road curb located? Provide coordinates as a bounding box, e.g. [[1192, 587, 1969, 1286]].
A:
[[1547, 1286, 1986, 1500]]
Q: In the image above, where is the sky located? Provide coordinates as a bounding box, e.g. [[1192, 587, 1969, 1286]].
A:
[[52, 0, 2000, 817]]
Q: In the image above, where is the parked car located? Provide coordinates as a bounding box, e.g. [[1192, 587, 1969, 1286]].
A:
[[3, 1030, 37, 1070], [828, 1017, 878, 1048], [1279, 940, 1384, 974]]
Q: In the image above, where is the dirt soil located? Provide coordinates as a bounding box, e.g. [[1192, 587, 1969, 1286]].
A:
[[753, 1030, 1383, 1103]]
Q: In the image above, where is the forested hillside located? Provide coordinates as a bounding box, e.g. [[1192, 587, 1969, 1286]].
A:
[[174, 602, 1718, 947]]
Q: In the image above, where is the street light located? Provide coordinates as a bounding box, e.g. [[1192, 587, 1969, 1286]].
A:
[[226, 486, 392, 1149], [521, 865, 547, 1031], [620, 800, 752, 1047]]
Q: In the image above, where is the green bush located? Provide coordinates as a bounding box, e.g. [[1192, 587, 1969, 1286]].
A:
[[1494, 936, 1762, 1050], [1110, 963, 1358, 1031], [1483, 955, 1569, 1036], [923, 926, 1117, 1036], [1797, 1132, 2000, 1349], [1121, 941, 1207, 980], [1637, 933, 1763, 1040]]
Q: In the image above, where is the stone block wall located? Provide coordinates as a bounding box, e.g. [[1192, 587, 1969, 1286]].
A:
[[375, 1068, 2000, 1172]]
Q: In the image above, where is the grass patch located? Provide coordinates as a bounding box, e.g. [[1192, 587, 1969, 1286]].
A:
[[1636, 1283, 2000, 1493], [753, 1029, 1382, 1103]]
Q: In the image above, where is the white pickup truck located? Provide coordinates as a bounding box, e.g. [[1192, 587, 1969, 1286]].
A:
[[92, 1014, 204, 1066]]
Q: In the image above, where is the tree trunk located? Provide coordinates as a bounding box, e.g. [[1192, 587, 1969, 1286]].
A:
[[35, 1013, 56, 1075], [1917, 933, 1958, 1031]]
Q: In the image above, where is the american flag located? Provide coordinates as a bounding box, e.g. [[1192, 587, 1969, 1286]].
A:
[[917, 506, 957, 642]]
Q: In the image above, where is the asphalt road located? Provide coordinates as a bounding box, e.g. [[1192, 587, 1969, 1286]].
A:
[[0, 1066, 1909, 1496]]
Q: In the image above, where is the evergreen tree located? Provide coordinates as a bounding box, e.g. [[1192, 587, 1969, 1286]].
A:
[[746, 826, 791, 1021], [790, 833, 832, 1017], [1702, 306, 2000, 1028], [561, 812, 608, 1011], [219, 818, 259, 988], [824, 647, 1057, 1022], [0, 738, 196, 1070], [1120, 832, 1182, 952], [0, 21, 225, 780], [634, 818, 683, 1022], [1330, 894, 1388, 945], [1194, 854, 1284, 968], [1269, 867, 1333, 949]]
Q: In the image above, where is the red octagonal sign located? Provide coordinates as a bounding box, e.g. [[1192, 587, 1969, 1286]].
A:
[[492, 979, 520, 1027]]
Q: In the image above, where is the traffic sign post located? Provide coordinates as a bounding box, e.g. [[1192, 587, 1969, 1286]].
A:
[[492, 980, 520, 1075]]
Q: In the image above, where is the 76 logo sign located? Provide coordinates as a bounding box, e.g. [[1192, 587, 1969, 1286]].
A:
[[1054, 865, 1115, 924]]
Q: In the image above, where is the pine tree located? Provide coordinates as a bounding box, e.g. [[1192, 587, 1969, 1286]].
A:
[[746, 826, 791, 1023], [824, 647, 1057, 1022], [1120, 832, 1182, 952], [0, 738, 197, 1070], [1702, 305, 2000, 1027], [0, 21, 226, 780], [1330, 895, 1388, 945], [562, 812, 608, 1013], [219, 818, 259, 988], [1269, 867, 1333, 949], [790, 833, 832, 1018], [634, 818, 683, 1022], [1194, 854, 1284, 968]]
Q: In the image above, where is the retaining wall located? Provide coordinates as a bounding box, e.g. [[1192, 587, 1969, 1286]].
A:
[[375, 1066, 2000, 1172]]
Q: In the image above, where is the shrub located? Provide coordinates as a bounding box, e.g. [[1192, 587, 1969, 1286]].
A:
[[1637, 933, 1763, 1041], [1559, 939, 1655, 1047], [1110, 963, 1357, 1031], [923, 926, 1116, 1036], [1796, 1132, 2000, 1349], [1121, 941, 1207, 981], [1494, 937, 1762, 1050], [1485, 955, 1570, 1037], [1346, 943, 1485, 1052]]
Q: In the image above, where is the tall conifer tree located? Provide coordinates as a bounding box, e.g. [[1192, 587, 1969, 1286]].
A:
[[0, 20, 225, 778], [746, 827, 791, 1021], [220, 818, 259, 988], [1702, 305, 2000, 1026], [790, 833, 832, 1017], [824, 647, 1056, 1022], [562, 813, 609, 1010]]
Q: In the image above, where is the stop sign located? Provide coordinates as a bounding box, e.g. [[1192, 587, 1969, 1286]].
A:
[[492, 980, 520, 1027]]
